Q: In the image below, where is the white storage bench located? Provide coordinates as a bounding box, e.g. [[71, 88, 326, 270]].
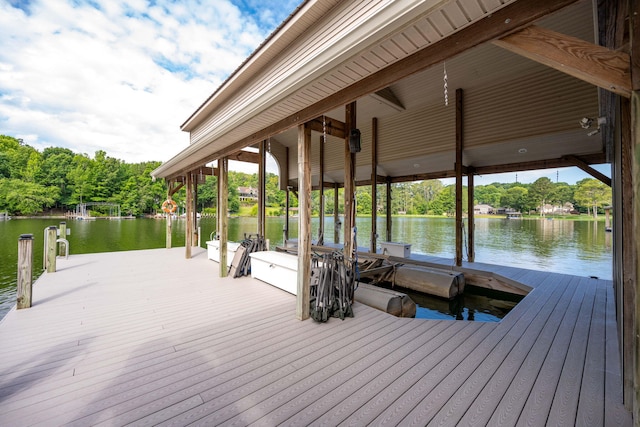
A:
[[206, 240, 240, 267], [380, 241, 411, 258], [249, 251, 298, 295], [248, 251, 418, 318]]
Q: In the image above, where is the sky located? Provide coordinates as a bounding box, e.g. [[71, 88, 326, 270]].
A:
[[440, 164, 612, 187], [0, 0, 300, 162], [0, 0, 611, 186]]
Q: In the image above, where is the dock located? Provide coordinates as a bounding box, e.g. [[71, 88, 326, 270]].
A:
[[0, 248, 631, 426]]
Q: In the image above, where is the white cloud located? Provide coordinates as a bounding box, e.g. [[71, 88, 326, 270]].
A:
[[0, 0, 299, 163]]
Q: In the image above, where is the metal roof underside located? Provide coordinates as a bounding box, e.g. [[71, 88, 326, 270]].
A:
[[151, 0, 605, 185]]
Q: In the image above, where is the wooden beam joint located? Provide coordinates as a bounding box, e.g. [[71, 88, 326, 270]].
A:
[[307, 116, 347, 138], [562, 155, 612, 186]]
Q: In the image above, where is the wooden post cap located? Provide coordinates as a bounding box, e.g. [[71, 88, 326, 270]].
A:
[[19, 234, 34, 240], [48, 226, 57, 230]]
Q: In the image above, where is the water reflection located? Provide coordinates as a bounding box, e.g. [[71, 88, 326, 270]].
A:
[[0, 215, 612, 320], [394, 284, 521, 322], [200, 216, 611, 279]]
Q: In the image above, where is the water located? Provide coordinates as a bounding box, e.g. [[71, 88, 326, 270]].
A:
[[0, 216, 612, 320]]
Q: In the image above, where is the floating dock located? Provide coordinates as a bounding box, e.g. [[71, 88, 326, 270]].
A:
[[0, 247, 631, 426]]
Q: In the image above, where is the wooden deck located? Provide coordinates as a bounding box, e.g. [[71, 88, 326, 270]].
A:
[[0, 247, 631, 426]]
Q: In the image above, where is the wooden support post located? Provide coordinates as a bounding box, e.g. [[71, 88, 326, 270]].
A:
[[632, 90, 640, 423], [258, 140, 266, 238], [58, 221, 67, 254], [166, 206, 172, 249], [467, 171, 475, 262], [386, 176, 392, 241], [296, 124, 312, 320], [165, 179, 184, 250], [333, 183, 340, 244], [319, 134, 325, 245], [344, 101, 357, 256], [193, 177, 199, 247], [185, 172, 193, 259], [284, 186, 290, 243], [46, 226, 57, 273], [371, 117, 378, 253], [455, 88, 464, 266], [17, 234, 33, 309], [620, 98, 636, 409], [630, 0, 640, 416], [619, 96, 629, 397], [218, 157, 229, 277]]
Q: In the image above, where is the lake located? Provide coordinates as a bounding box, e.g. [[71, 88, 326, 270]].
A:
[[0, 216, 612, 320]]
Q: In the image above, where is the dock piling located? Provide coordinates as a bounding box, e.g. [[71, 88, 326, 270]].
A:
[[46, 226, 57, 273], [17, 234, 34, 309]]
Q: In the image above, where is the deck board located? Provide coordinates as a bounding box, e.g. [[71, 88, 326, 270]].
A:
[[455, 275, 582, 426], [394, 272, 570, 426], [490, 275, 586, 426], [545, 275, 598, 425], [0, 247, 631, 426], [576, 281, 606, 426], [307, 322, 491, 426]]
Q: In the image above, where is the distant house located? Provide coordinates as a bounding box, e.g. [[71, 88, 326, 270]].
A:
[[496, 207, 519, 215], [238, 186, 258, 202], [538, 202, 575, 215], [540, 203, 555, 214], [474, 204, 494, 214]]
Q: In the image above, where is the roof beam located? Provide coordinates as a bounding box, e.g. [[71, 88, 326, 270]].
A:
[[227, 150, 260, 164], [168, 181, 184, 197], [473, 153, 607, 176], [493, 25, 631, 98], [295, 153, 607, 189], [306, 116, 346, 138]]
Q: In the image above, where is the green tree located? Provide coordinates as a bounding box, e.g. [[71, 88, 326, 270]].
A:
[[116, 161, 166, 215], [229, 197, 240, 214], [574, 178, 611, 218], [197, 175, 218, 211], [356, 188, 372, 215], [474, 184, 505, 208], [89, 150, 126, 202], [430, 185, 456, 216], [0, 135, 40, 180], [0, 178, 59, 215], [551, 183, 574, 214], [266, 173, 285, 207], [528, 177, 554, 216], [500, 186, 528, 213], [67, 154, 94, 204], [40, 147, 76, 206], [23, 151, 43, 183]]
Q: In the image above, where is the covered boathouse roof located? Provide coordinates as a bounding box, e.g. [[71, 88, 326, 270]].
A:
[[151, 0, 612, 186]]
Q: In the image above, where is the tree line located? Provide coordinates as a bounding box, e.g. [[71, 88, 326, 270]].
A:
[[1, 135, 611, 217]]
